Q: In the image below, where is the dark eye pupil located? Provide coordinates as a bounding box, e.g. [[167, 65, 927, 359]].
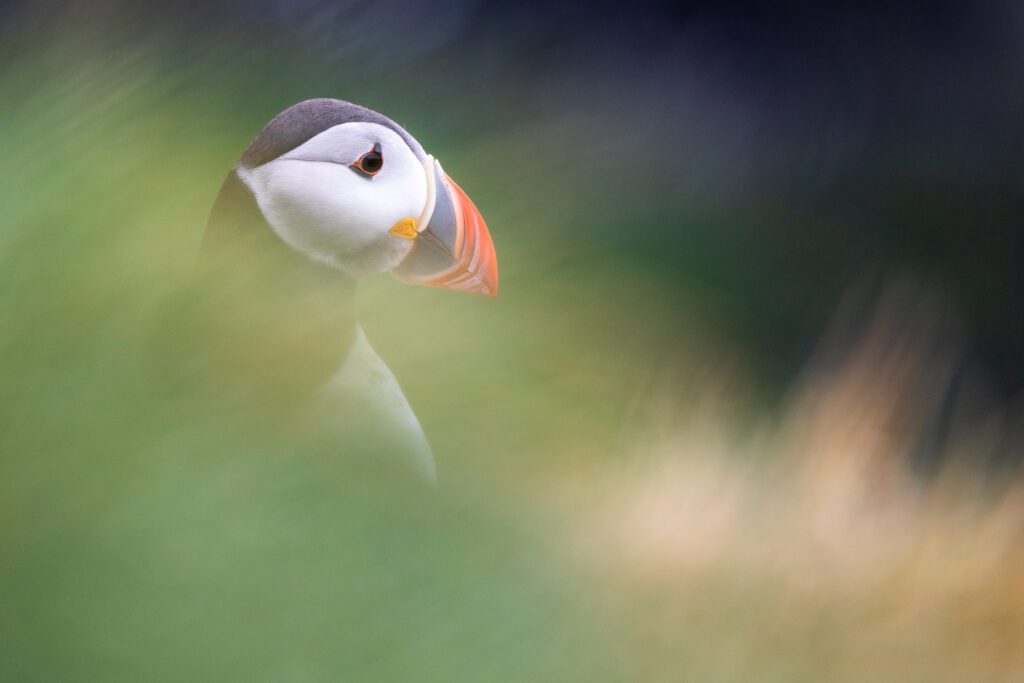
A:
[[350, 144, 384, 177], [361, 151, 382, 173]]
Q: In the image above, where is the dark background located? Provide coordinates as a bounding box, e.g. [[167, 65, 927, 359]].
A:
[[5, 0, 1021, 393]]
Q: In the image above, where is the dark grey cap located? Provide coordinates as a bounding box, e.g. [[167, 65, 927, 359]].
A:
[[239, 98, 426, 169]]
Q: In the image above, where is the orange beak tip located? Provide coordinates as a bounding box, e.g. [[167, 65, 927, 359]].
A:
[[430, 175, 499, 297]]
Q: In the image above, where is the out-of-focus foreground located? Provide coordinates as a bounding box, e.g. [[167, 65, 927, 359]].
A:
[[2, 2, 1023, 681]]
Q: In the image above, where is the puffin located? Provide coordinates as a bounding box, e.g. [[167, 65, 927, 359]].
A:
[[196, 98, 498, 483]]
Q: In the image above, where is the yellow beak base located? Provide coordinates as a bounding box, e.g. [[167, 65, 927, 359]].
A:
[[389, 217, 419, 240]]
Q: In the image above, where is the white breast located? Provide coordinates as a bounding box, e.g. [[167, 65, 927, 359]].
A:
[[319, 326, 437, 484]]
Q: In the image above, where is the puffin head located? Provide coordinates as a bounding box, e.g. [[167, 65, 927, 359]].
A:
[[232, 98, 498, 296]]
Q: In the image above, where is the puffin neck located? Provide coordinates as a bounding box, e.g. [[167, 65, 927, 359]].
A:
[[202, 168, 358, 305], [198, 169, 360, 401]]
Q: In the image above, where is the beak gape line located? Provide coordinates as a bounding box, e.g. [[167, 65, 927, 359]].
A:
[[391, 155, 499, 297]]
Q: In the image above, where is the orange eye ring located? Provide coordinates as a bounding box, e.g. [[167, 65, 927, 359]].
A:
[[351, 143, 383, 177]]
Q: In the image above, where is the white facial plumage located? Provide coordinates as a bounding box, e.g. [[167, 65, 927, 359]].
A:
[[238, 122, 428, 277]]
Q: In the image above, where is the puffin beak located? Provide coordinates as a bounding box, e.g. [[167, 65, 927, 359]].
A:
[[392, 158, 498, 297]]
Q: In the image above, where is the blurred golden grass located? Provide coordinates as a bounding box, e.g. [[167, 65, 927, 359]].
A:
[[525, 279, 1024, 681]]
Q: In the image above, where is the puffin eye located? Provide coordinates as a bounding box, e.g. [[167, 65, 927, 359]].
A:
[[351, 143, 383, 177]]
